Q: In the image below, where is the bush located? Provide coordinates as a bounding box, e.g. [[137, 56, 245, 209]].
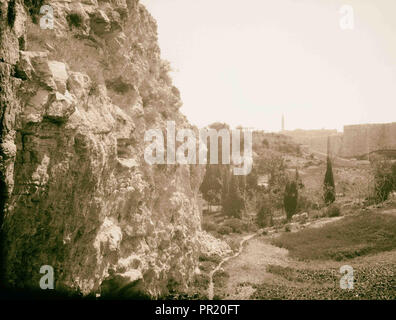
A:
[[262, 139, 269, 148], [223, 218, 244, 233], [89, 80, 99, 96], [326, 204, 341, 217], [7, 0, 16, 27], [144, 110, 157, 125], [296, 195, 314, 212], [199, 255, 221, 263], [217, 226, 233, 235], [309, 209, 322, 219], [225, 238, 240, 252], [284, 224, 291, 232], [202, 221, 218, 233], [105, 77, 133, 94], [67, 13, 83, 28], [256, 198, 273, 227], [371, 158, 396, 203], [23, 0, 45, 24]]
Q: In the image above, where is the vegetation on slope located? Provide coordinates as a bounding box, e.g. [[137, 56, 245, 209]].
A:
[[272, 213, 396, 261]]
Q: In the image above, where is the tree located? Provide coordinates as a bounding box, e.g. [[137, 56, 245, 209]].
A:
[[323, 156, 335, 205], [221, 167, 230, 214], [371, 157, 396, 203], [200, 165, 222, 206], [284, 180, 298, 220], [256, 197, 273, 227], [223, 174, 244, 218], [295, 168, 304, 189]]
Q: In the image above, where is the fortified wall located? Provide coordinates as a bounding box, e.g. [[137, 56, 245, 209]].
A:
[[284, 123, 396, 159], [338, 122, 396, 158]]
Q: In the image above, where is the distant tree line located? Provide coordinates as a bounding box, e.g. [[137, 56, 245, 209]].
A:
[[200, 124, 346, 227]]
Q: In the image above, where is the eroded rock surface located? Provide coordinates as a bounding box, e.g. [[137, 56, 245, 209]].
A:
[[0, 0, 206, 297]]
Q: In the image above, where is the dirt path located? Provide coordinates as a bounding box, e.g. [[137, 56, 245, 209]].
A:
[[207, 232, 259, 300], [213, 217, 345, 299], [220, 236, 290, 299]]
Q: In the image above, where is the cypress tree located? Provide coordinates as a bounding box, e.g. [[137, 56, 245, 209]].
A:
[[221, 167, 230, 214], [284, 180, 298, 220], [200, 165, 222, 207], [323, 156, 336, 205], [224, 174, 244, 218]]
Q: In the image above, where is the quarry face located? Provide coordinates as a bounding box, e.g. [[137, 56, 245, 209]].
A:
[[0, 0, 206, 297]]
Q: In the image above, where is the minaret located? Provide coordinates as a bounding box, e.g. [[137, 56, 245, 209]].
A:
[[281, 114, 285, 132], [327, 135, 332, 159]]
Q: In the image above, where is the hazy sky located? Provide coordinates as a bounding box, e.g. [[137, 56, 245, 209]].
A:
[[141, 0, 396, 132]]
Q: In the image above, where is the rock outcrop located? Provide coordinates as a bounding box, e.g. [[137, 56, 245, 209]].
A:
[[0, 0, 205, 297]]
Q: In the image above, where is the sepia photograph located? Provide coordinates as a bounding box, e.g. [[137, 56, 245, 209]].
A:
[[0, 0, 395, 308]]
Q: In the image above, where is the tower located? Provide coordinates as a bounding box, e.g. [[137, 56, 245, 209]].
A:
[[281, 114, 285, 132], [327, 135, 332, 159]]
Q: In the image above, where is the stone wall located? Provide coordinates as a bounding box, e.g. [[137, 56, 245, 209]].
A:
[[283, 123, 396, 159], [339, 123, 396, 158]]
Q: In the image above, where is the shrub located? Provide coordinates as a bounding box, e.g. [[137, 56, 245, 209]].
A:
[[217, 226, 233, 235], [89, 80, 99, 96], [262, 139, 269, 148], [23, 0, 45, 24], [256, 203, 273, 227], [225, 238, 240, 252], [191, 274, 210, 292], [67, 13, 83, 28], [326, 204, 341, 217], [143, 110, 157, 125], [223, 218, 244, 233], [202, 221, 218, 233], [7, 0, 16, 27], [105, 77, 132, 94], [199, 255, 221, 263], [284, 224, 291, 232], [297, 194, 315, 212], [309, 209, 321, 219]]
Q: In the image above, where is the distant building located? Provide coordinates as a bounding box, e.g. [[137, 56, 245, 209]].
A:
[[257, 174, 270, 188], [281, 122, 396, 159], [339, 122, 396, 158], [282, 128, 340, 155]]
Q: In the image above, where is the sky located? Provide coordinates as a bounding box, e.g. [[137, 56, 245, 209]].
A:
[[140, 0, 396, 132]]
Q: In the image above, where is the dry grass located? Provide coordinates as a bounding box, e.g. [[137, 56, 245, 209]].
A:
[[272, 213, 396, 261]]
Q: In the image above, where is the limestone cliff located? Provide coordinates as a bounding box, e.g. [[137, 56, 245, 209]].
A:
[[0, 0, 205, 297]]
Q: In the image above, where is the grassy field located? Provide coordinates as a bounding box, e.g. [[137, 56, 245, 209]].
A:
[[272, 213, 396, 261], [251, 261, 396, 299]]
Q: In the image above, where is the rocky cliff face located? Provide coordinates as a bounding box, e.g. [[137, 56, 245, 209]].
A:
[[0, 0, 205, 297]]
